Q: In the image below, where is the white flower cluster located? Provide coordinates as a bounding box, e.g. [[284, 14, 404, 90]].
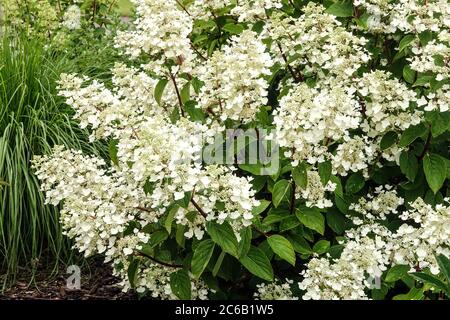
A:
[[61, 5, 82, 30], [253, 279, 298, 300], [349, 185, 404, 223], [266, 3, 370, 80], [424, 85, 450, 112], [354, 0, 450, 33], [331, 136, 377, 177], [197, 30, 273, 123], [274, 83, 360, 165], [115, 0, 196, 74], [356, 70, 422, 137], [299, 236, 388, 300], [299, 190, 450, 299], [295, 170, 336, 209]]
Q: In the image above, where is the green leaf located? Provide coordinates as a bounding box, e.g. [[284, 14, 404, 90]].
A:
[[251, 199, 271, 215], [419, 30, 433, 46], [318, 161, 332, 185], [239, 246, 274, 281], [399, 151, 418, 181], [296, 207, 325, 235], [267, 235, 296, 266], [403, 65, 416, 84], [176, 225, 186, 248], [400, 123, 428, 148], [184, 101, 205, 123], [206, 221, 239, 257], [325, 2, 353, 17], [127, 258, 139, 289], [272, 179, 292, 208], [108, 139, 119, 166], [411, 272, 447, 292], [423, 153, 447, 194], [148, 230, 169, 248], [191, 240, 215, 279], [313, 240, 330, 255], [223, 23, 244, 34], [326, 210, 349, 234], [154, 78, 169, 105], [292, 163, 308, 188], [398, 34, 416, 52], [392, 287, 424, 300], [288, 234, 312, 255], [345, 172, 365, 194], [212, 251, 226, 277], [385, 265, 410, 282], [330, 175, 343, 198], [436, 254, 450, 288], [427, 111, 450, 137], [238, 227, 252, 258], [380, 131, 397, 150], [165, 205, 179, 234], [170, 269, 192, 300]]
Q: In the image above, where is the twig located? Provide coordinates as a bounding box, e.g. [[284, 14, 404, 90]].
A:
[[138, 251, 183, 268], [168, 72, 186, 117]]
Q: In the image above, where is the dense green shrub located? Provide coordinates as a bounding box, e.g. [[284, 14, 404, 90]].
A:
[[16, 0, 450, 300]]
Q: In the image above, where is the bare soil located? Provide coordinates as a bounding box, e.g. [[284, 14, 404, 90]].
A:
[[0, 258, 137, 300]]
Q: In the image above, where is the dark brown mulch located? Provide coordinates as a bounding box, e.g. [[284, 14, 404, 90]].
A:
[[0, 258, 138, 300]]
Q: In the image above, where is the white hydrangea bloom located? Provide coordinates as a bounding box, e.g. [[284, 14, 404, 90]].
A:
[[331, 136, 377, 177], [356, 70, 421, 137], [254, 279, 298, 300], [266, 3, 370, 80], [197, 30, 273, 123], [115, 0, 196, 74], [424, 85, 450, 112], [350, 185, 404, 223], [61, 5, 82, 30], [274, 83, 360, 165], [296, 170, 336, 209]]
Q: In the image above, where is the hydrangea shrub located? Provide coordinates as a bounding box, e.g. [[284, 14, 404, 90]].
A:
[[32, 0, 450, 300]]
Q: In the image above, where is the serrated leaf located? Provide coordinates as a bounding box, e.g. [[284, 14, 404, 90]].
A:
[[267, 235, 296, 266], [170, 269, 192, 300], [272, 179, 291, 207], [108, 139, 119, 166], [411, 272, 447, 292], [154, 78, 169, 105], [325, 2, 353, 17], [239, 246, 274, 281], [385, 264, 410, 282], [165, 205, 179, 234], [403, 65, 416, 84], [423, 153, 447, 194], [191, 240, 215, 279], [296, 207, 325, 235], [436, 254, 450, 289], [399, 123, 428, 147], [238, 228, 252, 258], [380, 131, 397, 150], [326, 210, 349, 234], [292, 163, 308, 188], [206, 221, 239, 257], [251, 199, 271, 215], [223, 23, 244, 34], [318, 161, 332, 185], [398, 35, 416, 52], [399, 151, 418, 181], [345, 172, 365, 194], [313, 240, 330, 255], [127, 258, 139, 289], [148, 230, 169, 248]]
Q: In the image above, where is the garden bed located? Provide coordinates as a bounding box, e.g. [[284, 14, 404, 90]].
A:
[[0, 260, 136, 300]]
